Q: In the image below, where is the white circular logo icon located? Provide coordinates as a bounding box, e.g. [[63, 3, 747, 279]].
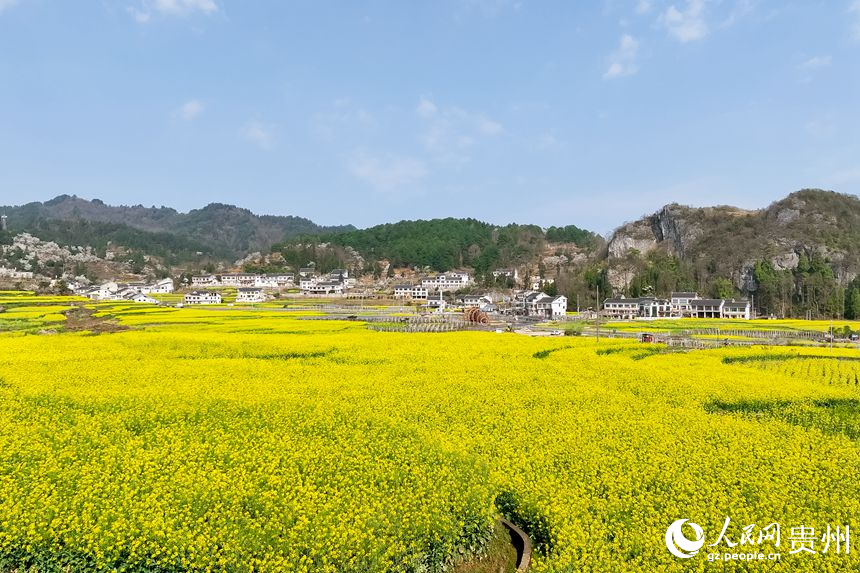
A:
[[665, 519, 705, 558]]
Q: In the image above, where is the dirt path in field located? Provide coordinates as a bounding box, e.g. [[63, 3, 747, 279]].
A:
[[60, 306, 129, 334], [454, 518, 532, 573]]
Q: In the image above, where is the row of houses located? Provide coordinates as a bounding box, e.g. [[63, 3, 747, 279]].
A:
[[515, 291, 568, 318], [181, 287, 270, 305], [602, 292, 752, 320], [393, 286, 567, 318], [190, 269, 358, 295], [299, 269, 355, 294], [77, 278, 174, 303], [420, 272, 472, 291], [0, 267, 35, 279], [392, 273, 473, 300], [191, 273, 295, 288], [184, 270, 356, 305], [492, 268, 518, 281]]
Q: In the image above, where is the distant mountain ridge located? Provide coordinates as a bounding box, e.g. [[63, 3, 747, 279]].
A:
[[4, 189, 860, 318], [1, 195, 355, 258]]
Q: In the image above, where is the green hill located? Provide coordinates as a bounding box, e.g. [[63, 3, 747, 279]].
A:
[[1, 195, 355, 260], [279, 218, 601, 275]]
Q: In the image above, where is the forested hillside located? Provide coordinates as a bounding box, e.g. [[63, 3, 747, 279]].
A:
[[1, 195, 354, 259], [277, 218, 602, 276]]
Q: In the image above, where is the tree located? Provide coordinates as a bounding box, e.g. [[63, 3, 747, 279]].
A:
[[710, 277, 734, 300], [54, 279, 71, 295], [753, 260, 793, 317], [845, 278, 860, 319]]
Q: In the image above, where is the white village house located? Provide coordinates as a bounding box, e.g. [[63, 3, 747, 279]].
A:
[[603, 293, 752, 320], [602, 296, 642, 320], [219, 273, 259, 287], [393, 284, 413, 299], [144, 278, 175, 294], [420, 273, 472, 292], [393, 284, 428, 300], [638, 298, 673, 318], [670, 292, 699, 317], [125, 292, 158, 304], [305, 281, 344, 295], [462, 294, 492, 309], [184, 290, 222, 305], [426, 291, 446, 310], [690, 298, 724, 319], [254, 273, 294, 288], [517, 291, 567, 318], [722, 299, 752, 319], [236, 287, 266, 303], [191, 274, 218, 286]]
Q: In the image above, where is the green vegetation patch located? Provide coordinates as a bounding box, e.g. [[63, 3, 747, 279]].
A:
[[705, 398, 860, 441]]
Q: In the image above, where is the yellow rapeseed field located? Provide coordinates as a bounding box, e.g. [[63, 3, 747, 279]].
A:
[[1, 295, 858, 571]]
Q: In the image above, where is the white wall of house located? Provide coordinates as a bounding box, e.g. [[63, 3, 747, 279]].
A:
[[184, 291, 222, 304], [191, 275, 217, 286], [237, 289, 266, 303], [550, 296, 567, 317]]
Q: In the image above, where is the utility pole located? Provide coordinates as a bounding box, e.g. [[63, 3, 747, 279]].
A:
[[596, 284, 600, 344], [830, 320, 834, 355]]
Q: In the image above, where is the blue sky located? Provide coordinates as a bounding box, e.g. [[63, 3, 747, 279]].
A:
[[1, 1, 858, 234]]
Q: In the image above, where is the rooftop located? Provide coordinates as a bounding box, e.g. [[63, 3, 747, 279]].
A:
[[691, 298, 723, 306]]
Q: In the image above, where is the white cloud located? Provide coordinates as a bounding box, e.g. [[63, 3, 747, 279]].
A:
[[129, 0, 218, 23], [415, 98, 503, 163], [636, 0, 652, 14], [241, 120, 275, 150], [799, 56, 832, 71], [604, 34, 640, 79], [850, 1, 860, 40], [416, 97, 438, 118], [348, 152, 427, 193], [0, 0, 20, 13], [177, 99, 205, 121], [661, 0, 709, 42]]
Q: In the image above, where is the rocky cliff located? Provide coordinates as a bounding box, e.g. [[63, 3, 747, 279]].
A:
[[605, 189, 860, 292]]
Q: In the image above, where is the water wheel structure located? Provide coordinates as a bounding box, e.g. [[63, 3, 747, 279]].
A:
[[464, 307, 490, 324]]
